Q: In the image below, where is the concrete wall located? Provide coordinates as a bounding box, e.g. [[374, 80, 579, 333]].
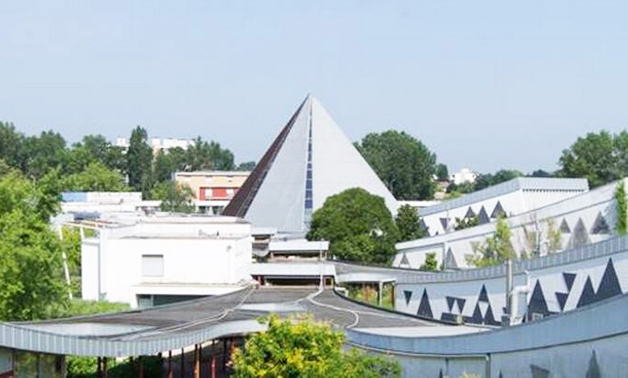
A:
[[395, 179, 622, 269], [349, 291, 628, 377], [394, 235, 628, 326]]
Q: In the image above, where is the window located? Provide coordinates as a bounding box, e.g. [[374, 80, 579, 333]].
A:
[[142, 255, 164, 277]]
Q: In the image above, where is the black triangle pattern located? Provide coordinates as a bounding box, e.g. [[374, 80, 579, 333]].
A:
[[465, 207, 476, 219], [528, 280, 551, 320], [559, 218, 571, 233], [439, 217, 449, 230], [444, 248, 458, 269], [484, 304, 498, 326], [403, 290, 412, 306], [590, 212, 611, 234], [417, 289, 433, 319], [456, 298, 466, 313], [530, 364, 550, 378], [567, 218, 591, 250], [469, 303, 483, 324], [577, 276, 596, 308], [563, 272, 576, 293], [490, 201, 506, 218], [419, 219, 428, 234], [478, 284, 489, 302], [556, 292, 568, 311], [595, 258, 622, 302], [399, 253, 409, 266], [446, 296, 455, 312], [586, 350, 601, 378], [478, 206, 490, 224]]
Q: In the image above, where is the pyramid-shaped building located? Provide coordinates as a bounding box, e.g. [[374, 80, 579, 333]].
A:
[[223, 95, 398, 234]]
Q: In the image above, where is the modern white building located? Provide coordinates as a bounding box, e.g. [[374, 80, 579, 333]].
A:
[[223, 95, 398, 236], [81, 214, 254, 308], [418, 177, 588, 237], [60, 192, 160, 217], [394, 179, 624, 270], [449, 167, 478, 185], [115, 137, 194, 153]]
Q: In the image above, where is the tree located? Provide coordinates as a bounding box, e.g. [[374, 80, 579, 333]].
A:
[[236, 161, 256, 171], [529, 169, 553, 178], [558, 130, 625, 188], [419, 252, 438, 271], [232, 314, 400, 378], [615, 180, 627, 235], [455, 215, 479, 230], [63, 162, 129, 192], [466, 216, 515, 267], [127, 126, 154, 195], [0, 122, 24, 168], [152, 181, 195, 213], [186, 137, 235, 171], [307, 188, 399, 264], [0, 173, 68, 321], [356, 130, 437, 200], [395, 204, 427, 241], [546, 218, 562, 254], [436, 163, 449, 181], [474, 169, 523, 191], [18, 130, 68, 179]]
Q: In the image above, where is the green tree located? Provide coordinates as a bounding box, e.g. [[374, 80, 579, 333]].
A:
[[152, 181, 195, 213], [419, 252, 439, 271], [186, 137, 235, 171], [63, 162, 129, 192], [0, 173, 68, 321], [466, 216, 515, 267], [356, 130, 437, 200], [127, 126, 154, 195], [153, 148, 188, 183], [455, 215, 480, 230], [233, 314, 400, 378], [307, 188, 399, 264], [436, 163, 449, 180], [558, 130, 626, 188], [474, 169, 523, 191], [395, 204, 427, 241], [236, 161, 256, 171], [18, 130, 68, 179], [0, 122, 24, 168], [546, 218, 562, 254], [615, 180, 627, 234]]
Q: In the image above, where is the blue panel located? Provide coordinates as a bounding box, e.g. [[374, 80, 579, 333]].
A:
[[61, 192, 87, 202]]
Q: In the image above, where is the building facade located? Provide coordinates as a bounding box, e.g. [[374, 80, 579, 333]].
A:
[[81, 215, 254, 308], [174, 171, 250, 214]]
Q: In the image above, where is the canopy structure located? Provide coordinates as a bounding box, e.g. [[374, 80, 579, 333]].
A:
[[223, 95, 398, 234]]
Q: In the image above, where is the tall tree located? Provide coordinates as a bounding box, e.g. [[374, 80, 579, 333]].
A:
[[127, 126, 153, 195], [186, 137, 235, 171], [466, 216, 515, 267], [0, 173, 68, 321], [307, 188, 399, 264], [19, 130, 68, 179], [62, 162, 129, 192], [558, 130, 626, 188], [474, 169, 523, 191], [356, 130, 437, 200], [233, 314, 401, 378], [152, 181, 195, 213], [236, 161, 256, 171], [395, 204, 427, 241], [0, 122, 24, 168]]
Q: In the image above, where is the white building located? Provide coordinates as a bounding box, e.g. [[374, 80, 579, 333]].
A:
[[114, 137, 194, 153], [450, 168, 477, 185], [394, 179, 623, 270], [60, 192, 160, 217], [418, 177, 588, 236], [81, 215, 254, 308]]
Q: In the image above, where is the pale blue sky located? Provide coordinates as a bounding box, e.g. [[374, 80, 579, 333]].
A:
[[0, 1, 627, 173]]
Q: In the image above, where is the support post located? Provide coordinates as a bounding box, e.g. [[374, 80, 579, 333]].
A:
[[378, 281, 383, 307], [181, 348, 185, 377], [211, 355, 216, 378], [102, 357, 108, 378], [97, 357, 102, 378], [138, 356, 144, 378], [194, 344, 200, 378], [167, 351, 172, 378]]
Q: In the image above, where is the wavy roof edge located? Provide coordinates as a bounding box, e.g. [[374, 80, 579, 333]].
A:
[[419, 177, 589, 216]]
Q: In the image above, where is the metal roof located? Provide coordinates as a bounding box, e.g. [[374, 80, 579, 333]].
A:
[[0, 287, 436, 357], [420, 177, 588, 217]]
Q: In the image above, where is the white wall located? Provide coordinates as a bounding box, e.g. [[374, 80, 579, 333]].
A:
[[396, 179, 622, 269]]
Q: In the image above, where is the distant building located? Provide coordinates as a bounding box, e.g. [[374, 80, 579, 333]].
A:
[[174, 171, 250, 214], [114, 137, 194, 154], [80, 214, 254, 308], [450, 167, 477, 185], [60, 192, 160, 219]]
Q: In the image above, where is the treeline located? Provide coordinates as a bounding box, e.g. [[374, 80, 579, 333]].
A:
[[0, 122, 254, 199]]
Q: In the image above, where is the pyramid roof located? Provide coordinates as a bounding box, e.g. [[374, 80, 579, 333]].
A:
[[223, 95, 397, 233]]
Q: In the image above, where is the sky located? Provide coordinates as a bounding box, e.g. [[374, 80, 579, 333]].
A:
[[0, 1, 627, 173]]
